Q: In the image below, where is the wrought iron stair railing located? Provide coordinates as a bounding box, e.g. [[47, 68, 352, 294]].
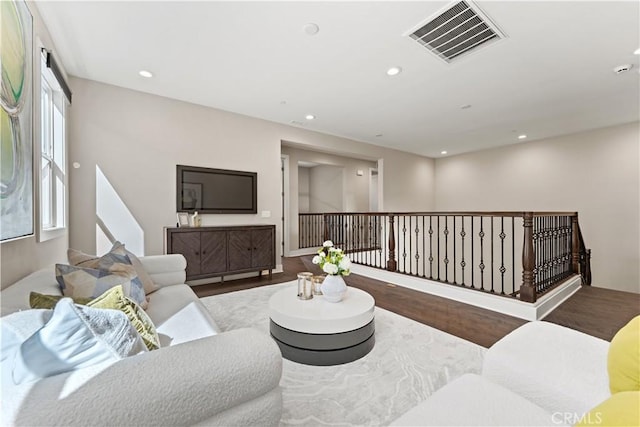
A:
[[298, 211, 591, 303]]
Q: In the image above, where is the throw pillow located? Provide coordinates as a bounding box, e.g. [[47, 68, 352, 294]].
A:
[[608, 315, 640, 394], [6, 298, 147, 385], [575, 391, 640, 427], [68, 241, 159, 295], [56, 262, 146, 308], [30, 292, 93, 309], [56, 263, 133, 300], [86, 285, 160, 351], [30, 287, 161, 351], [67, 242, 147, 307]]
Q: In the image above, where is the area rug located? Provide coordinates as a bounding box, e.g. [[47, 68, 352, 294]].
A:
[[200, 282, 486, 426]]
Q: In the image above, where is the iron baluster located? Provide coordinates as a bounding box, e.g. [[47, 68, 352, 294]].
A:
[[471, 217, 475, 289], [499, 217, 506, 295], [490, 217, 494, 293], [444, 216, 449, 282], [460, 216, 466, 287], [437, 215, 441, 281], [428, 216, 434, 279], [479, 216, 485, 291], [402, 216, 407, 273], [453, 216, 457, 285], [415, 217, 420, 275], [422, 215, 426, 278]]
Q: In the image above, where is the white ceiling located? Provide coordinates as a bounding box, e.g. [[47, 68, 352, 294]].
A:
[[36, 1, 640, 158]]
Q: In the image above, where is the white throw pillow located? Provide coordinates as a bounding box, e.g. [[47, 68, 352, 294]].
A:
[[2, 299, 147, 385]]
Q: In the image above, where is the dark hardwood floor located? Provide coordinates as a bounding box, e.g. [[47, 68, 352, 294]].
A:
[[193, 256, 640, 348], [543, 286, 640, 341]]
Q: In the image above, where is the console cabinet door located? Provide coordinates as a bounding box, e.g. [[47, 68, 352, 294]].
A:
[[228, 230, 252, 271], [171, 231, 201, 278], [252, 228, 274, 268], [166, 225, 274, 280], [200, 230, 228, 275]]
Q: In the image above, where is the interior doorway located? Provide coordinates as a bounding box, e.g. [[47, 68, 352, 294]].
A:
[[369, 168, 379, 211], [280, 155, 289, 257]]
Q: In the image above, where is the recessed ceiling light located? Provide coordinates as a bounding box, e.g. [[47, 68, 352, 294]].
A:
[[386, 66, 402, 76], [305, 114, 315, 120], [461, 104, 472, 109], [441, 150, 448, 155], [375, 133, 383, 137], [634, 48, 640, 55], [139, 70, 153, 78], [303, 23, 319, 36], [518, 134, 527, 140]]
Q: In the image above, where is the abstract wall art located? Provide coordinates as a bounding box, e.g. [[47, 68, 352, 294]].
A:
[[1, 0, 33, 241]]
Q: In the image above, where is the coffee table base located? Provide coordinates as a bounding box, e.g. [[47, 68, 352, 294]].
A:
[[270, 320, 375, 366]]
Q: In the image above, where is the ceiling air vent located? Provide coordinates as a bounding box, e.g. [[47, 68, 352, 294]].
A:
[[407, 0, 505, 63]]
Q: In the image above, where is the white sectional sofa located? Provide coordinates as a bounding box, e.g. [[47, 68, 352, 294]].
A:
[[1, 254, 283, 426], [392, 321, 611, 426]]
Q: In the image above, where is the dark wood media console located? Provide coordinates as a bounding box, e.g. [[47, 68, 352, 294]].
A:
[[164, 225, 275, 282]]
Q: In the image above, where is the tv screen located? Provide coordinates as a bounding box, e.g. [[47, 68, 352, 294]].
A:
[[177, 165, 257, 214]]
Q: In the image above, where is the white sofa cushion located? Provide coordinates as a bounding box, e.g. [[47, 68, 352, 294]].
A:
[[145, 284, 220, 346], [1, 309, 51, 358], [138, 254, 186, 288], [390, 374, 563, 426], [1, 266, 59, 316], [482, 321, 610, 417]]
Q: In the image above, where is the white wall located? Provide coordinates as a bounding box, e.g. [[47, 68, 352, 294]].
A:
[[298, 167, 310, 213], [1, 2, 70, 289], [68, 78, 435, 259], [68, 78, 281, 257], [309, 165, 344, 212], [434, 122, 640, 293]]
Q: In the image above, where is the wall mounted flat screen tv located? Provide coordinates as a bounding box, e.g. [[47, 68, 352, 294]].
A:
[[177, 165, 257, 214]]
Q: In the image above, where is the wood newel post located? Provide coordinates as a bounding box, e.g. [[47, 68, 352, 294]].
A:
[[387, 214, 397, 272], [520, 212, 536, 303], [571, 214, 580, 274], [323, 213, 329, 242]]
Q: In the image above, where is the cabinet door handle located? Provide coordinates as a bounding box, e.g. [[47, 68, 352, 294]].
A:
[[202, 251, 206, 255], [247, 248, 251, 251], [253, 247, 257, 250], [195, 251, 199, 255]]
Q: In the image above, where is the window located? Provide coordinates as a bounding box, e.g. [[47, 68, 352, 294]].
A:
[[38, 51, 68, 241]]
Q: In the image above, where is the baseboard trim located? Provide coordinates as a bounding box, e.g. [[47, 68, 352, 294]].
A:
[[287, 248, 318, 257], [351, 264, 581, 321]]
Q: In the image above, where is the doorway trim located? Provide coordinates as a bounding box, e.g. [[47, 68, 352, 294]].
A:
[[281, 154, 290, 256]]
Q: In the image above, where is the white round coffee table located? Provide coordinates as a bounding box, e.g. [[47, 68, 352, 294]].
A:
[[269, 285, 375, 365]]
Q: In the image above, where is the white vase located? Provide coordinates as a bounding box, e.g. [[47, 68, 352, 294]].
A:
[[321, 274, 347, 303]]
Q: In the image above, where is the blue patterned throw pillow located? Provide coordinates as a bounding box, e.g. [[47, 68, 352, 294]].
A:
[[64, 243, 147, 308], [56, 263, 146, 308]]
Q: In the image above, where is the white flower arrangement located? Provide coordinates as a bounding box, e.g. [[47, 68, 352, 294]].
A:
[[311, 240, 352, 276]]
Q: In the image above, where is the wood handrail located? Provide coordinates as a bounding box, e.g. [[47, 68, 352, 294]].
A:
[[300, 211, 579, 217]]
